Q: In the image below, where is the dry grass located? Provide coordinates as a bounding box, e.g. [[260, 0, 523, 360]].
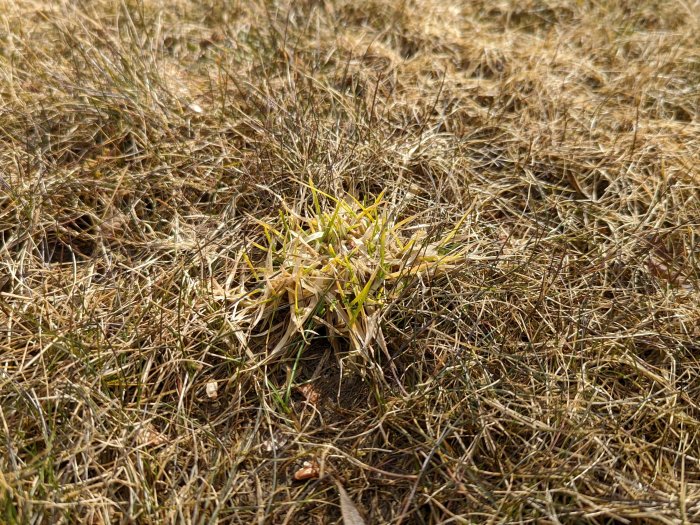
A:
[[1, 0, 699, 523]]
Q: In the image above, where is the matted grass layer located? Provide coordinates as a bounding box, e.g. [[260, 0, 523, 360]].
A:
[[1, 0, 699, 523]]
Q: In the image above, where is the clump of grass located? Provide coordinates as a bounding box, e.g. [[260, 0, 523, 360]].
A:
[[233, 184, 464, 376]]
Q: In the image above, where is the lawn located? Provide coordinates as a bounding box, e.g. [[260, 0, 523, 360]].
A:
[[1, 0, 699, 523]]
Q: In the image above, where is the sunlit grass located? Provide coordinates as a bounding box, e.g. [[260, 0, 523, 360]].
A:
[[234, 183, 466, 377], [1, 0, 699, 523]]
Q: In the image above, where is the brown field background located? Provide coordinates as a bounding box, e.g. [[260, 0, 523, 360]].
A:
[[1, 0, 699, 523]]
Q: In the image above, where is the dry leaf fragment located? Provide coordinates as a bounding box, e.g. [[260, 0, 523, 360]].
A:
[[262, 433, 288, 453], [205, 381, 218, 399], [336, 481, 366, 525], [139, 423, 168, 446], [293, 460, 320, 481], [296, 383, 320, 405]]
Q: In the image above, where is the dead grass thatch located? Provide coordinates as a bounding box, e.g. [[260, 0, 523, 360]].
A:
[[1, 0, 699, 523]]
